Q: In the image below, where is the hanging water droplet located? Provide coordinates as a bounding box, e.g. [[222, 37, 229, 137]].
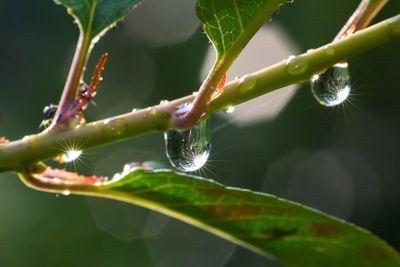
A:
[[223, 106, 235, 114], [164, 103, 211, 172], [311, 63, 351, 107]]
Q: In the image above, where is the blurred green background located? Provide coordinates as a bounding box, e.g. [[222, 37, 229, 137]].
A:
[[0, 0, 399, 266]]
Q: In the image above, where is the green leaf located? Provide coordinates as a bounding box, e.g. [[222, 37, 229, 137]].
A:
[[47, 168, 400, 267], [196, 0, 287, 63], [55, 0, 143, 38]]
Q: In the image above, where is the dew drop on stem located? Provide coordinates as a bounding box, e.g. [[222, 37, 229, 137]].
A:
[[165, 103, 211, 172], [54, 149, 82, 163], [237, 75, 257, 92], [286, 55, 309, 75], [103, 118, 127, 136], [310, 62, 351, 107]]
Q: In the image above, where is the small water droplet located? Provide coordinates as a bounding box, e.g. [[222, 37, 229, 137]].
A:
[[234, 76, 241, 81], [54, 149, 82, 163], [286, 55, 309, 75], [237, 75, 257, 92], [165, 104, 211, 172], [311, 63, 351, 107], [175, 102, 192, 117], [223, 106, 235, 114], [323, 45, 335, 56], [62, 190, 70, 196], [142, 160, 166, 170], [160, 100, 169, 105], [104, 119, 126, 136]]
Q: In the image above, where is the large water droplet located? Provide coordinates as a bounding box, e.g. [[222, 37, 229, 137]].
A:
[[165, 104, 211, 172], [311, 63, 351, 107]]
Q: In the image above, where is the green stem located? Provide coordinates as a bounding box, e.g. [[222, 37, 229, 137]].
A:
[[0, 14, 399, 173], [52, 2, 97, 125], [52, 33, 92, 125], [174, 0, 287, 130]]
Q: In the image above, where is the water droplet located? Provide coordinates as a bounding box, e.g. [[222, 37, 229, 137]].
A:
[[286, 55, 309, 75], [103, 119, 126, 136], [165, 104, 211, 172], [323, 45, 335, 56], [237, 75, 257, 92], [234, 76, 241, 81], [160, 100, 169, 105], [311, 63, 351, 107], [62, 190, 70, 196], [223, 106, 235, 114], [175, 102, 192, 117], [55, 150, 82, 163], [142, 161, 167, 170]]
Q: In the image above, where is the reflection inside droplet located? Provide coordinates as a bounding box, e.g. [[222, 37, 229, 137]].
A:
[[311, 63, 351, 107], [164, 104, 211, 172]]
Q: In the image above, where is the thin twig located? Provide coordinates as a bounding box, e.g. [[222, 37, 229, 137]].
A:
[[57, 53, 109, 123]]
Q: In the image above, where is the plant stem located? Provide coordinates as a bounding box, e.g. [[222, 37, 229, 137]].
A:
[[0, 14, 399, 173], [52, 33, 92, 126], [174, 0, 287, 130], [336, 0, 389, 40], [51, 0, 98, 126]]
